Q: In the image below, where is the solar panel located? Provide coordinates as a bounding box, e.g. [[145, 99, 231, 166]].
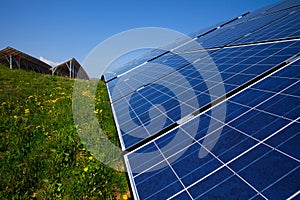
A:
[[197, 9, 292, 48], [103, 1, 300, 199], [228, 0, 300, 26], [104, 48, 168, 82], [123, 59, 300, 200], [263, 0, 300, 14], [172, 4, 300, 52], [110, 40, 300, 150], [232, 7, 300, 45]]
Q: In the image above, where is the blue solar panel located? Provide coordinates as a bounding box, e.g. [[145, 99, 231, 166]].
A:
[[232, 7, 300, 45], [103, 1, 300, 199], [191, 8, 293, 49], [123, 60, 300, 199], [169, 3, 300, 51], [110, 40, 300, 150], [263, 0, 300, 14], [104, 48, 168, 82], [107, 51, 206, 102]]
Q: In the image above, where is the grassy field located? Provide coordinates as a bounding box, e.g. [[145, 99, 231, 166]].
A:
[[0, 64, 130, 199]]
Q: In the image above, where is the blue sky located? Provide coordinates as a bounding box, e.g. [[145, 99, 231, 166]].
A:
[[1, 0, 280, 65]]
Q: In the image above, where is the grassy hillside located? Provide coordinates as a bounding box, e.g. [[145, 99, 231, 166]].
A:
[[0, 65, 129, 199]]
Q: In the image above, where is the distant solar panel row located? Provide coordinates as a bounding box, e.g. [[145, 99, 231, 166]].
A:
[[104, 0, 300, 199]]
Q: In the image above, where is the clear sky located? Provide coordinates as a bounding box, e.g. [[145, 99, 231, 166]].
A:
[[1, 0, 280, 65]]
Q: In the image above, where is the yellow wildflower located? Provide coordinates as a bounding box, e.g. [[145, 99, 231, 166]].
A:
[[24, 109, 30, 114], [14, 115, 18, 119], [51, 99, 58, 103], [94, 109, 103, 114], [89, 156, 93, 160], [84, 167, 88, 172], [122, 195, 128, 200]]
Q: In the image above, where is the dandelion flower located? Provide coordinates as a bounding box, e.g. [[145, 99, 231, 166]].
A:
[[84, 167, 88, 172], [94, 109, 103, 114], [89, 156, 93, 160], [51, 99, 58, 103], [24, 109, 30, 114]]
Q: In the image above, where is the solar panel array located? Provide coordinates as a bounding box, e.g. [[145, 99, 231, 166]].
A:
[[104, 0, 300, 199]]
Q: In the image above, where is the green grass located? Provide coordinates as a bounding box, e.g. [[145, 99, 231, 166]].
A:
[[0, 65, 130, 199]]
